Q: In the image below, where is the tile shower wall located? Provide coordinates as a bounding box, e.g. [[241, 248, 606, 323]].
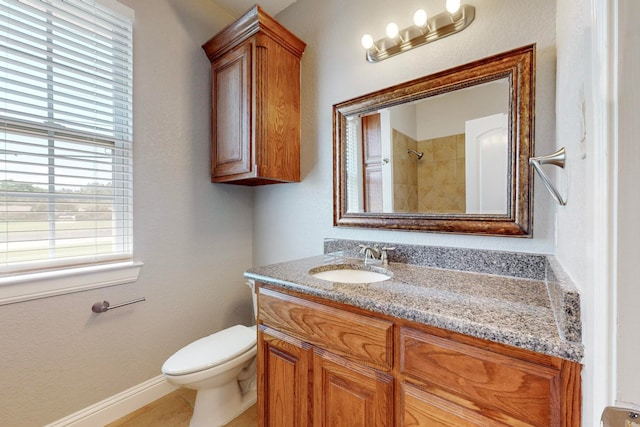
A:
[[392, 130, 466, 214], [392, 129, 418, 212], [418, 133, 466, 213]]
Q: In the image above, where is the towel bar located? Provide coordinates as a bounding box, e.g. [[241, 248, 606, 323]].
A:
[[91, 297, 145, 313], [529, 147, 568, 206]]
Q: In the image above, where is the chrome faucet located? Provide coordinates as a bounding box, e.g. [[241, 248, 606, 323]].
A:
[[359, 244, 381, 263], [359, 244, 395, 266]]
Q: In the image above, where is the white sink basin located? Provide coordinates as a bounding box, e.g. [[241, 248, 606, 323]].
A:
[[310, 267, 391, 284]]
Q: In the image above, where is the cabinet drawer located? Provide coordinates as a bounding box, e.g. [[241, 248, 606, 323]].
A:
[[258, 288, 393, 369], [401, 382, 512, 427], [399, 327, 561, 426]]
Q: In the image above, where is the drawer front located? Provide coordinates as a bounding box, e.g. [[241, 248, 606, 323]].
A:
[[401, 382, 513, 427], [399, 327, 561, 426], [258, 288, 393, 369]]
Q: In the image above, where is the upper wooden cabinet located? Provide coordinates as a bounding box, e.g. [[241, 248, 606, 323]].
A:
[[202, 6, 306, 185]]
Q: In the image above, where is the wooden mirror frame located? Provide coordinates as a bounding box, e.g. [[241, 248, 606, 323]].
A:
[[333, 44, 535, 236]]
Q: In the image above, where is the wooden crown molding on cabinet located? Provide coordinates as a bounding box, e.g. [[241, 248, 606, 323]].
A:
[[203, 5, 306, 62], [202, 5, 306, 185]]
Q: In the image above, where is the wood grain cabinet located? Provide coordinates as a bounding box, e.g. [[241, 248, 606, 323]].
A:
[[202, 6, 305, 185], [258, 327, 312, 427], [256, 284, 582, 427]]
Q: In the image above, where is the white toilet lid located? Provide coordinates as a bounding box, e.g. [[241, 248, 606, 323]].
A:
[[162, 325, 256, 375]]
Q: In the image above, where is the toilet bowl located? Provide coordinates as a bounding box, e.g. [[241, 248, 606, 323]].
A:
[[161, 282, 258, 427]]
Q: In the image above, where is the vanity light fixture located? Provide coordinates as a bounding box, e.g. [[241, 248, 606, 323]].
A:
[[446, 0, 461, 14], [360, 2, 475, 62]]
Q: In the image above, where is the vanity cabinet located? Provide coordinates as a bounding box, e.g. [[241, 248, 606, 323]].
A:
[[202, 6, 305, 185], [256, 284, 582, 427], [398, 326, 582, 426], [258, 287, 394, 426]]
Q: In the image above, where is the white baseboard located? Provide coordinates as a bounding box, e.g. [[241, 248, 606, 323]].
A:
[[45, 375, 177, 427]]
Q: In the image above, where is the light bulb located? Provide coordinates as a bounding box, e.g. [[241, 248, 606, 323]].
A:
[[446, 0, 461, 14], [361, 34, 374, 49], [385, 22, 399, 39], [413, 9, 428, 28]]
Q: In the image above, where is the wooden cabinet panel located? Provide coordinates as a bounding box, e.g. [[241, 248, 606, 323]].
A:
[[314, 350, 393, 427], [255, 34, 302, 182], [259, 288, 393, 370], [400, 326, 568, 426], [258, 326, 312, 427], [211, 42, 251, 178], [400, 382, 513, 427], [202, 6, 305, 185]]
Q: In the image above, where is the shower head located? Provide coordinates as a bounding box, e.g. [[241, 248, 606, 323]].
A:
[[407, 149, 424, 160]]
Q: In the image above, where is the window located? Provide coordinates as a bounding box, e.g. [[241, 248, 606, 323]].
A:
[[0, 0, 134, 277]]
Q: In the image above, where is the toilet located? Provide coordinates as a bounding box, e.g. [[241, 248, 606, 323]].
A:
[[161, 282, 258, 427]]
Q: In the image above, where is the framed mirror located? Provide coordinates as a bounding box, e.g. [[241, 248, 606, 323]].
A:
[[333, 44, 535, 236]]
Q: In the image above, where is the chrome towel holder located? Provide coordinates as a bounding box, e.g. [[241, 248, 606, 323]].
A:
[[91, 297, 146, 313], [529, 147, 568, 206], [601, 406, 639, 427]]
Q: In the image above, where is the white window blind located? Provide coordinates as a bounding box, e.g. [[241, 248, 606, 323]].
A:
[[0, 0, 133, 275]]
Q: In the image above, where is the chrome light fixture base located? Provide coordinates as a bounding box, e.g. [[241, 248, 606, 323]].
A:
[[365, 5, 475, 63]]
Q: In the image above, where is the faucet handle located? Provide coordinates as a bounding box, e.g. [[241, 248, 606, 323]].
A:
[[380, 247, 396, 266]]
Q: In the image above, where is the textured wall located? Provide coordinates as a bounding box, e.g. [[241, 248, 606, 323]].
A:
[[614, 0, 640, 413], [0, 1, 255, 425], [257, 0, 558, 267], [554, 0, 604, 424]]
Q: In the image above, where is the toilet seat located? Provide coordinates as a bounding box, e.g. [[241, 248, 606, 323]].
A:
[[162, 325, 256, 376]]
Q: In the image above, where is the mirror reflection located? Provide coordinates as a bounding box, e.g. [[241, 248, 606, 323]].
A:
[[333, 44, 535, 236], [345, 79, 509, 215]]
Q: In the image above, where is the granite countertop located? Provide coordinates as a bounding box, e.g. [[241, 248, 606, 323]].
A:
[[245, 251, 584, 362]]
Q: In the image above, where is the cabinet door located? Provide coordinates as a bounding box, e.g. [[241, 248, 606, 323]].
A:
[[258, 326, 312, 427], [313, 350, 393, 427], [210, 41, 253, 180]]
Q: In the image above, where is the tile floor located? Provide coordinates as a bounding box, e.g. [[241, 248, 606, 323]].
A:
[[106, 389, 257, 427]]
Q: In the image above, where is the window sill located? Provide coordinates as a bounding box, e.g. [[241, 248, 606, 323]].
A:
[[0, 261, 143, 306]]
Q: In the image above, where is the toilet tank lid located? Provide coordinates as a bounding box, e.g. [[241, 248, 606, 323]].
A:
[[162, 325, 256, 375]]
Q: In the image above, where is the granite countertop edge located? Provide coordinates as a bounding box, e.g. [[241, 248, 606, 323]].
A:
[[245, 255, 584, 363]]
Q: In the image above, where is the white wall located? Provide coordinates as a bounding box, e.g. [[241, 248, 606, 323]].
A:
[[549, 0, 640, 422], [416, 80, 509, 140], [258, 0, 557, 266], [0, 1, 256, 426], [389, 103, 418, 141], [615, 0, 640, 412], [555, 0, 617, 424]]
